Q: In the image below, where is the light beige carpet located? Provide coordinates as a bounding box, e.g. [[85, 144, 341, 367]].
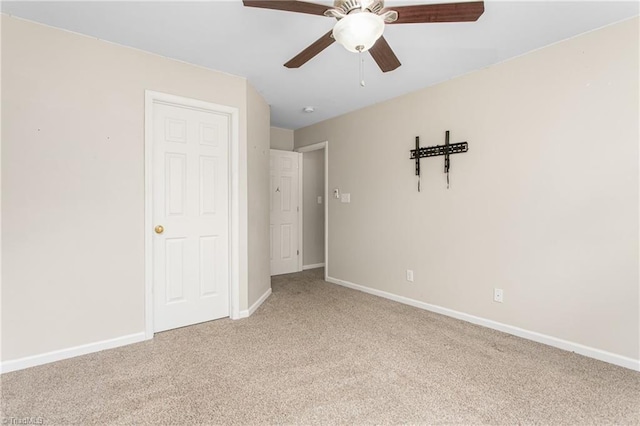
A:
[[2, 268, 639, 425]]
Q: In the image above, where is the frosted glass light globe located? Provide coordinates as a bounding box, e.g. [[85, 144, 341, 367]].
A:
[[332, 12, 385, 53]]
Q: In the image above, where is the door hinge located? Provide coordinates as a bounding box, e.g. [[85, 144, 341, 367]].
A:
[[297, 250, 299, 255], [297, 206, 300, 212]]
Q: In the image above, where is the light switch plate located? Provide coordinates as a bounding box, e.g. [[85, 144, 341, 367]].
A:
[[317, 196, 322, 204], [341, 193, 351, 203]]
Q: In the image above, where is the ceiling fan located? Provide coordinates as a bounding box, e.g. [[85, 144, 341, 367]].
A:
[[243, 0, 485, 72]]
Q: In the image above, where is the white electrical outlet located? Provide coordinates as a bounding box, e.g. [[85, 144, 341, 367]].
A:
[[340, 193, 351, 203], [494, 288, 504, 303], [406, 270, 414, 282], [317, 196, 322, 204]]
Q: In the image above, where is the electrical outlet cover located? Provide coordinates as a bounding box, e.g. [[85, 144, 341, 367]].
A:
[[406, 270, 414, 282]]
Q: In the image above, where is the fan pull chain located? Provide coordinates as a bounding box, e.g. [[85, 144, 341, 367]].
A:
[[359, 48, 365, 87]]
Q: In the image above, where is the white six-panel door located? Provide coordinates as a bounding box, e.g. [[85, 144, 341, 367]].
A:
[[270, 150, 300, 276], [153, 102, 230, 332]]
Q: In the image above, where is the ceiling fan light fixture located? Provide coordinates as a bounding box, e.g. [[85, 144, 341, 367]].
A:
[[332, 12, 384, 53]]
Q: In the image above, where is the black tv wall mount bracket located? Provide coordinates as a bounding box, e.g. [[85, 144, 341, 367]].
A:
[[409, 130, 468, 191]]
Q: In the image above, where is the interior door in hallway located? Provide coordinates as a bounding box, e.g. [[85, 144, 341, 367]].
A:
[[270, 150, 301, 275], [152, 101, 230, 332]]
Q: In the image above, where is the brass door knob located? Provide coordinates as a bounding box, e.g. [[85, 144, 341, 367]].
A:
[[154, 225, 164, 234]]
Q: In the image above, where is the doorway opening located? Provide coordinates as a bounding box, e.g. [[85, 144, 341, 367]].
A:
[[296, 142, 328, 281]]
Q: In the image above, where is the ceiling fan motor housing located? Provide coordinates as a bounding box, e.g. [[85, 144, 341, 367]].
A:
[[334, 0, 385, 15]]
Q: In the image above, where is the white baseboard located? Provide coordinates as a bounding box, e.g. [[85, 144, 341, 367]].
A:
[[326, 276, 640, 372], [303, 263, 325, 270], [3, 287, 274, 373], [0, 332, 146, 374], [238, 287, 272, 319]]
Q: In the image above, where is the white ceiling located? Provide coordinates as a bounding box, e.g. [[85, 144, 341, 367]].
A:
[[2, 1, 638, 129]]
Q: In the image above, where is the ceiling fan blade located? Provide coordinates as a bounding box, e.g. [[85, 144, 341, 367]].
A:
[[369, 36, 401, 72], [284, 30, 335, 68], [243, 0, 329, 16], [388, 1, 484, 24]]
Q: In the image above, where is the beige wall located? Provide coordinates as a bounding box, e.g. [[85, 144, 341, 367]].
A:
[[303, 149, 325, 267], [247, 84, 271, 306], [1, 16, 268, 361], [296, 18, 639, 361], [270, 127, 294, 151]]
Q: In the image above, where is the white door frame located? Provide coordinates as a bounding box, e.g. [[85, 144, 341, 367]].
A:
[[295, 141, 329, 281], [144, 90, 241, 339], [297, 151, 304, 273]]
